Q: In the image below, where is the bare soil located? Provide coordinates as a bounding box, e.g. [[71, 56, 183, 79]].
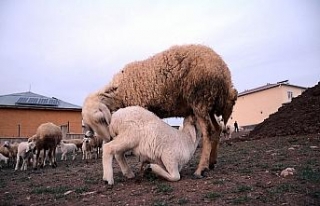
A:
[[1, 134, 319, 206], [1, 83, 319, 206]]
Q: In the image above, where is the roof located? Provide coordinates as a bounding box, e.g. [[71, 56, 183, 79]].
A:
[[0, 91, 81, 110], [238, 81, 307, 97]]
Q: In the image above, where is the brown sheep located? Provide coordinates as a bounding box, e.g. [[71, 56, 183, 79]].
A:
[[82, 44, 237, 178], [28, 122, 62, 169]]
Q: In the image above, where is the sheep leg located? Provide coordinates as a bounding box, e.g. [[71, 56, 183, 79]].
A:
[[33, 149, 41, 169], [72, 150, 77, 160], [149, 163, 180, 182], [208, 114, 222, 169], [52, 147, 57, 167], [115, 153, 135, 179], [15, 155, 20, 171], [102, 143, 115, 185], [22, 159, 28, 170], [194, 114, 214, 178]]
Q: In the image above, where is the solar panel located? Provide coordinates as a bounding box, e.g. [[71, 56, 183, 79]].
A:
[[28, 98, 39, 104], [38, 98, 48, 105], [16, 97, 28, 104], [15, 97, 59, 106]]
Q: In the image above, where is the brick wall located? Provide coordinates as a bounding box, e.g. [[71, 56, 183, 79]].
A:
[[0, 108, 83, 137]]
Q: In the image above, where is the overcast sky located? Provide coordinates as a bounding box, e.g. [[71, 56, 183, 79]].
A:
[[1, 0, 319, 115]]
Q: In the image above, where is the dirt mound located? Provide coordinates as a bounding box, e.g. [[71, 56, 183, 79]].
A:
[[250, 82, 320, 138]]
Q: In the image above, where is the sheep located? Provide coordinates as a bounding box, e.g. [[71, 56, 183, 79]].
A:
[[215, 115, 234, 142], [0, 144, 10, 159], [82, 137, 93, 160], [3, 141, 19, 166], [0, 153, 9, 168], [15, 141, 36, 171], [28, 122, 62, 169], [58, 141, 77, 161], [62, 139, 83, 151], [84, 131, 104, 159], [83, 44, 238, 177], [102, 106, 201, 185]]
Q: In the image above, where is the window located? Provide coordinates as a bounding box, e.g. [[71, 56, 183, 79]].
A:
[[287, 91, 293, 101]]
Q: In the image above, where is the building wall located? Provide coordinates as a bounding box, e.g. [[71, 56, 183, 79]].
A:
[[230, 85, 305, 128], [0, 108, 82, 137]]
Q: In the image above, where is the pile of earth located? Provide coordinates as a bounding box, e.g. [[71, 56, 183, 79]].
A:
[[249, 81, 320, 139]]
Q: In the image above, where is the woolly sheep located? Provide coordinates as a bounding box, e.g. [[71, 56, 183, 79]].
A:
[[62, 139, 83, 151], [82, 137, 93, 160], [28, 122, 62, 169], [15, 141, 36, 171], [102, 106, 201, 185], [0, 153, 9, 168], [215, 115, 234, 141], [84, 131, 104, 159], [58, 141, 77, 161], [3, 141, 19, 166], [83, 44, 237, 177]]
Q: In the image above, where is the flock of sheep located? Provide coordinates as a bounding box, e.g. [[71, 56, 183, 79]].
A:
[[1, 44, 237, 186], [0, 122, 103, 171]]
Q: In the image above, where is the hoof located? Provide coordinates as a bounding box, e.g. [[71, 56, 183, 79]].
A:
[[209, 161, 217, 170], [201, 168, 210, 177], [104, 181, 113, 188], [33, 167, 37, 171], [192, 173, 204, 179]]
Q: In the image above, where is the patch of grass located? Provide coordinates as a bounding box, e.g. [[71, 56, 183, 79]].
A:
[[31, 186, 70, 195], [236, 185, 252, 193], [238, 167, 253, 174], [231, 195, 251, 204], [298, 166, 320, 183], [75, 186, 89, 194], [153, 199, 168, 206], [204, 191, 221, 200], [156, 183, 173, 193], [270, 163, 285, 172], [84, 177, 100, 184], [268, 183, 297, 194], [212, 178, 226, 185], [177, 198, 189, 205], [0, 178, 7, 189]]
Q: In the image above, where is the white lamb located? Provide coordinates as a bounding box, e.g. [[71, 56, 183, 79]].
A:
[[15, 141, 36, 171], [102, 106, 201, 185], [82, 137, 92, 160], [58, 141, 77, 161]]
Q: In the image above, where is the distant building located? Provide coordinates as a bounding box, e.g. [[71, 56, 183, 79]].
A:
[[0, 91, 83, 138], [230, 80, 306, 129]]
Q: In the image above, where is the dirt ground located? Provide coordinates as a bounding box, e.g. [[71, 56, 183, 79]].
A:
[[1, 134, 319, 206], [1, 83, 319, 205]]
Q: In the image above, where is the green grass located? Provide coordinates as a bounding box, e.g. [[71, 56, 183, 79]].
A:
[[177, 198, 189, 205], [31, 185, 70, 195], [235, 185, 252, 193], [156, 183, 173, 193], [204, 191, 222, 200], [298, 166, 320, 183], [232, 195, 251, 204]]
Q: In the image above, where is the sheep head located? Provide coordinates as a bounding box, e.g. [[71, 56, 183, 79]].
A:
[[82, 92, 112, 142], [26, 141, 36, 153], [222, 88, 238, 125]]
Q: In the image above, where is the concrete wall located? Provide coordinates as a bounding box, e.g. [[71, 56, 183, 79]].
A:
[[230, 85, 305, 127]]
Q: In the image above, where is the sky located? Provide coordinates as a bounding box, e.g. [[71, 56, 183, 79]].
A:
[[0, 0, 319, 124]]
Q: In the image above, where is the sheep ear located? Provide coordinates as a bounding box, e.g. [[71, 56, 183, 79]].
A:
[[101, 86, 118, 98], [231, 88, 238, 102]]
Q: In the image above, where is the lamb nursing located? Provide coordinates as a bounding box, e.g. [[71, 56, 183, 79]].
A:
[[102, 106, 201, 185], [83, 44, 237, 177]]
